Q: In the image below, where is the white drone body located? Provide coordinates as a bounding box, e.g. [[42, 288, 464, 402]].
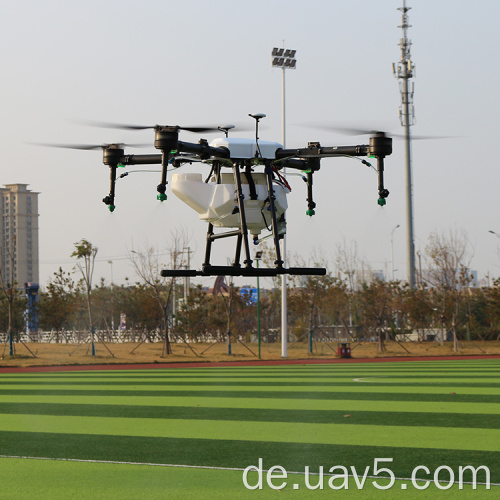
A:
[[171, 137, 289, 237], [210, 137, 282, 160]]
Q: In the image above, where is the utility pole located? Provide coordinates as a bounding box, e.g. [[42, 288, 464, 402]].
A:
[[391, 224, 400, 281], [183, 246, 192, 302], [108, 260, 114, 332], [393, 0, 416, 288]]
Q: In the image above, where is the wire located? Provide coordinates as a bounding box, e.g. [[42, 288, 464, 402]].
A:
[[117, 169, 165, 179], [340, 155, 377, 173], [272, 166, 292, 191], [260, 208, 271, 232]]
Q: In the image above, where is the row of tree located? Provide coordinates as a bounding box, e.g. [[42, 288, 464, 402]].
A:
[[2, 229, 500, 352]]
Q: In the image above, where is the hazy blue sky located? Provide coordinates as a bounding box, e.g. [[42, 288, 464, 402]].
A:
[[1, 0, 499, 287]]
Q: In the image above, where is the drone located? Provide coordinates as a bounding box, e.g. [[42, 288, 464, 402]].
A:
[[68, 114, 392, 278]]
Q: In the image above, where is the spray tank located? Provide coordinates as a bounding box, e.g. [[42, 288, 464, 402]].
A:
[[171, 172, 289, 238]]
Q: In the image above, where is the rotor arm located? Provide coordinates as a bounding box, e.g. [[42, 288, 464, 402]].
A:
[[276, 133, 392, 160], [274, 158, 310, 170], [276, 144, 369, 159], [276, 133, 392, 206], [118, 147, 229, 165], [119, 154, 162, 165], [177, 140, 230, 160]]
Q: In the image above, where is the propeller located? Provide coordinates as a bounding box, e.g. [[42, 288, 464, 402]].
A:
[[73, 119, 253, 135], [303, 123, 454, 141], [76, 120, 225, 134], [31, 142, 150, 150]]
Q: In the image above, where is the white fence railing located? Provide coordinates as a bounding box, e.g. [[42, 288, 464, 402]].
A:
[[0, 330, 165, 344]]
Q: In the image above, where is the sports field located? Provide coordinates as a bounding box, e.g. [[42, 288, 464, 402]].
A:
[[0, 359, 498, 498]]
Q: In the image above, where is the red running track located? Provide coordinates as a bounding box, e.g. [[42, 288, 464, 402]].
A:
[[1, 354, 500, 373]]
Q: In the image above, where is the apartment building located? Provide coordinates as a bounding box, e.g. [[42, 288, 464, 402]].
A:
[[0, 184, 39, 286]]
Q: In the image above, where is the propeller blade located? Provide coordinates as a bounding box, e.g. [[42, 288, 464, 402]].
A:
[[179, 126, 219, 133], [303, 123, 456, 141], [181, 124, 255, 133], [31, 142, 150, 150], [69, 119, 153, 130], [74, 119, 251, 134], [318, 126, 384, 136]]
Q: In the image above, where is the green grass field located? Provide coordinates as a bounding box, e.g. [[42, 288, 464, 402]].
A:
[[0, 359, 499, 498]]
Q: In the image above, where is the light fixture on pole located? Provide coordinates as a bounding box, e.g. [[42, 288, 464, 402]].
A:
[[489, 230, 500, 239], [272, 46, 296, 358], [271, 48, 296, 146]]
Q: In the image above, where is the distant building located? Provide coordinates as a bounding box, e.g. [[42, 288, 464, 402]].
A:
[[354, 268, 385, 286], [371, 269, 385, 282], [420, 268, 479, 289], [0, 184, 39, 286]]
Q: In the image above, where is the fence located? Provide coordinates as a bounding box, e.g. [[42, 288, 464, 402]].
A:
[[0, 329, 165, 344]]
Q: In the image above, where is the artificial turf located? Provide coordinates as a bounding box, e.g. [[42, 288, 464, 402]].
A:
[[0, 359, 498, 497], [0, 457, 497, 500]]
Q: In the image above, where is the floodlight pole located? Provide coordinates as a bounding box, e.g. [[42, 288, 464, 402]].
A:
[[272, 46, 296, 358], [281, 63, 286, 152], [281, 63, 288, 359]]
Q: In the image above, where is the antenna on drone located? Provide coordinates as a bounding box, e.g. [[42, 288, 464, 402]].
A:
[[218, 125, 235, 138], [249, 113, 266, 157], [393, 0, 416, 289]]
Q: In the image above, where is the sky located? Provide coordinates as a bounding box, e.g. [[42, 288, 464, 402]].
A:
[[1, 0, 500, 289]]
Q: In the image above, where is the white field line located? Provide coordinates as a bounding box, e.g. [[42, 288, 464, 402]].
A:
[[353, 377, 399, 383], [0, 455, 497, 487]]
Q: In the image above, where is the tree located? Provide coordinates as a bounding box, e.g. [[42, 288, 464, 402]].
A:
[[483, 280, 500, 340], [335, 238, 360, 292], [0, 236, 27, 355], [357, 280, 399, 352], [39, 267, 77, 339], [399, 283, 436, 339], [321, 277, 351, 339], [131, 231, 189, 355], [71, 239, 99, 355], [288, 253, 335, 350], [425, 229, 473, 351]]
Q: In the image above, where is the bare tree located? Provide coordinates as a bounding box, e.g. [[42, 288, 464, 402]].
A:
[[131, 230, 189, 356], [425, 228, 473, 352], [71, 239, 109, 356], [335, 238, 359, 292], [289, 251, 335, 350], [0, 236, 18, 355], [0, 236, 35, 358]]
